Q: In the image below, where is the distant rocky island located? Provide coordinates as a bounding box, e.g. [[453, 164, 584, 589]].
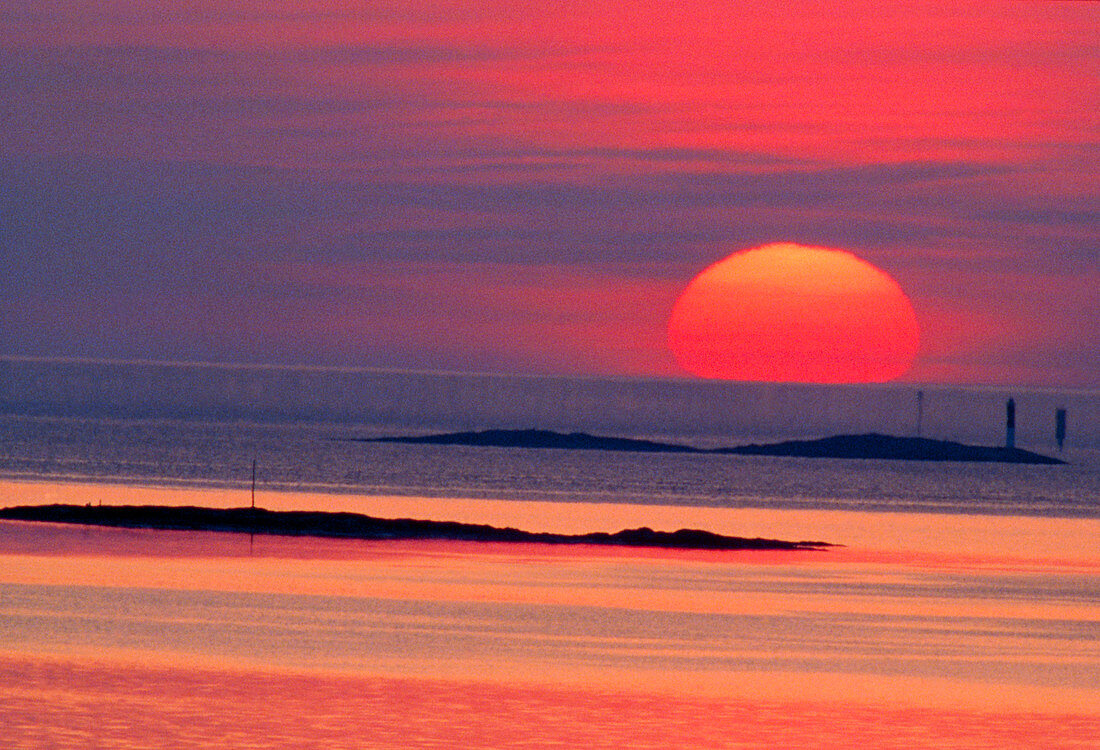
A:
[[361, 429, 1063, 464], [367, 428, 698, 453], [0, 504, 832, 551]]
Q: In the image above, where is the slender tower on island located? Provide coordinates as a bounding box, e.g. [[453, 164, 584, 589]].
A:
[[1006, 398, 1016, 449]]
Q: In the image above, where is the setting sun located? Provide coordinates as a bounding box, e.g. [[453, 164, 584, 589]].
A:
[[667, 243, 920, 383]]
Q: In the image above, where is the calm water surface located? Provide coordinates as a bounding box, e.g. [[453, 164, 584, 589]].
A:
[[2, 414, 1098, 517], [1, 412, 1098, 747], [1, 496, 1098, 748]]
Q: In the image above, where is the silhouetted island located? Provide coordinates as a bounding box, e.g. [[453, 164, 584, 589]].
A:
[[360, 429, 1063, 464], [714, 433, 1065, 464], [366, 428, 698, 453], [0, 504, 832, 551]]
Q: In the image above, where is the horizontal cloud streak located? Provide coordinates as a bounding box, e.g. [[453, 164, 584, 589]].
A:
[[1, 1, 1097, 386]]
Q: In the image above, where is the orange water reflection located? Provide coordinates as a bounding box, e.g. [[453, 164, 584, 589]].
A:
[[1, 481, 1099, 747], [3, 654, 1096, 750], [5, 478, 1098, 562]]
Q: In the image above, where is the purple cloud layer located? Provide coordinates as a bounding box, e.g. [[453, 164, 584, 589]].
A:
[[1, 2, 1097, 386]]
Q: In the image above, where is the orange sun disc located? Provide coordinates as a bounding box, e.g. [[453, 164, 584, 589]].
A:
[[667, 243, 920, 383]]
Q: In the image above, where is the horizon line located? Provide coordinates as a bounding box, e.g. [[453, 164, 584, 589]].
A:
[[0, 353, 1096, 397]]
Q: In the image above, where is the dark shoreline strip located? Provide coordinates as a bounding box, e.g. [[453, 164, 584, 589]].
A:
[[0, 504, 832, 551], [351, 429, 1064, 464]]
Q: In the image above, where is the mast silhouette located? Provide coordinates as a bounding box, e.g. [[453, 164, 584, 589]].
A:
[[249, 458, 256, 555]]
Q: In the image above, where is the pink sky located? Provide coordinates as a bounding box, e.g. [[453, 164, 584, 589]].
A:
[[1, 1, 1097, 386]]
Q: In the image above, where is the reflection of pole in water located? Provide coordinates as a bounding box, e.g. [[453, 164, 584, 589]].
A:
[[1005, 398, 1016, 449], [916, 390, 924, 437], [250, 458, 257, 555], [1056, 408, 1067, 452]]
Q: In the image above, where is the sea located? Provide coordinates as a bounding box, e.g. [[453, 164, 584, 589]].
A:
[[1, 358, 1098, 748]]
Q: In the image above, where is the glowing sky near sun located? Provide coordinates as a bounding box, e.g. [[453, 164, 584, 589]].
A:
[[0, 1, 1097, 385]]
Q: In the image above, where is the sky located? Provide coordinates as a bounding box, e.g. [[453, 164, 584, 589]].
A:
[[1, 1, 1097, 387]]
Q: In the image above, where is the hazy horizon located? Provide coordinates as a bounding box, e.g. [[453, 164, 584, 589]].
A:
[[2, 355, 1095, 449]]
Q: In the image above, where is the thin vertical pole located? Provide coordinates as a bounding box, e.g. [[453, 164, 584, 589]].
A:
[[249, 458, 257, 556]]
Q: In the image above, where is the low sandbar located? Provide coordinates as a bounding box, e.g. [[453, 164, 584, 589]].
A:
[[0, 504, 833, 551], [357, 429, 1064, 464]]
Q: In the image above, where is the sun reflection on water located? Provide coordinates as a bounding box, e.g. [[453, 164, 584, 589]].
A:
[[1, 482, 1098, 747]]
